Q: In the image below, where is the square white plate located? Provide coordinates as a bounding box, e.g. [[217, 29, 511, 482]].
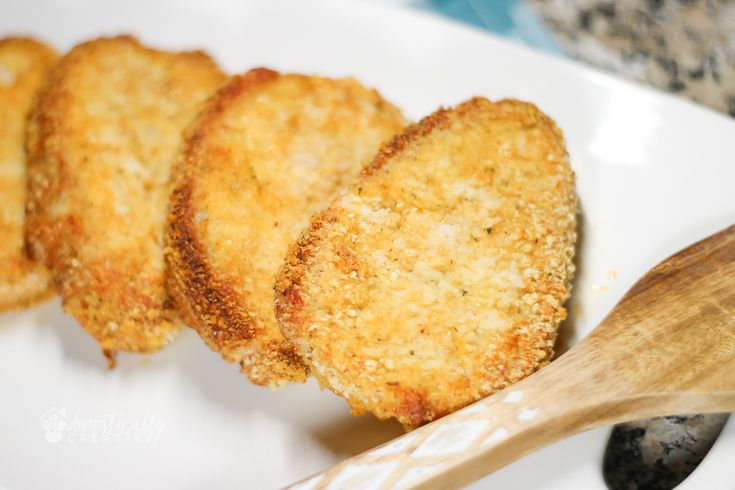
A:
[[2, 1, 734, 488]]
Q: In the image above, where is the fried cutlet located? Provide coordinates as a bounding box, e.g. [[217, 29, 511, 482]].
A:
[[275, 98, 577, 428], [0, 37, 56, 312], [166, 69, 406, 386], [25, 36, 226, 357]]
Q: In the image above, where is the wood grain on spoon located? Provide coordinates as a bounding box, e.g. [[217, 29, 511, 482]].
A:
[[285, 225, 735, 489]]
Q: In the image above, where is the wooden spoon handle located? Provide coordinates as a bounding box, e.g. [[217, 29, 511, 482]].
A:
[[286, 351, 612, 490], [287, 348, 735, 490]]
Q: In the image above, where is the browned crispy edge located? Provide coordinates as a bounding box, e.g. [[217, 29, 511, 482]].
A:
[[166, 68, 308, 382]]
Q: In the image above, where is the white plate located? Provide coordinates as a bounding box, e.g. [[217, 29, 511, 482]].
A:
[[2, 1, 734, 488]]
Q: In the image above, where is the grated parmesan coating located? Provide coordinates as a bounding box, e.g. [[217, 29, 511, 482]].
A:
[[166, 69, 406, 387], [25, 36, 226, 356], [0, 37, 56, 311], [275, 98, 577, 428]]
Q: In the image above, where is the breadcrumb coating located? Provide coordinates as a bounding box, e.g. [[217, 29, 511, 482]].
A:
[[0, 37, 56, 311], [25, 36, 226, 355], [275, 98, 577, 428], [166, 69, 406, 386]]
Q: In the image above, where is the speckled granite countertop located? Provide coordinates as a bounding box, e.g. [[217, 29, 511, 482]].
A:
[[527, 0, 735, 116]]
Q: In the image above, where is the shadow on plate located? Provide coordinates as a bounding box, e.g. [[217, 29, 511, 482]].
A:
[[32, 298, 108, 369], [167, 332, 404, 453], [311, 415, 404, 457]]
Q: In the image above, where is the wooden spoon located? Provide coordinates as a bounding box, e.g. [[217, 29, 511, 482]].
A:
[[285, 224, 735, 490]]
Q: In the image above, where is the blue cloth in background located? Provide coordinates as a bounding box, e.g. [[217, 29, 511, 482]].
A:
[[412, 0, 565, 56]]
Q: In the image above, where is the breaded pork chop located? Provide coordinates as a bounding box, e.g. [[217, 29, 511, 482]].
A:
[[0, 37, 56, 311], [275, 98, 577, 428], [167, 69, 406, 386], [25, 36, 226, 357]]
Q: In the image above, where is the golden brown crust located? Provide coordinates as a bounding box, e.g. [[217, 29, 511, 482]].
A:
[[25, 35, 226, 353], [275, 98, 577, 428], [166, 69, 406, 386], [0, 37, 57, 312]]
